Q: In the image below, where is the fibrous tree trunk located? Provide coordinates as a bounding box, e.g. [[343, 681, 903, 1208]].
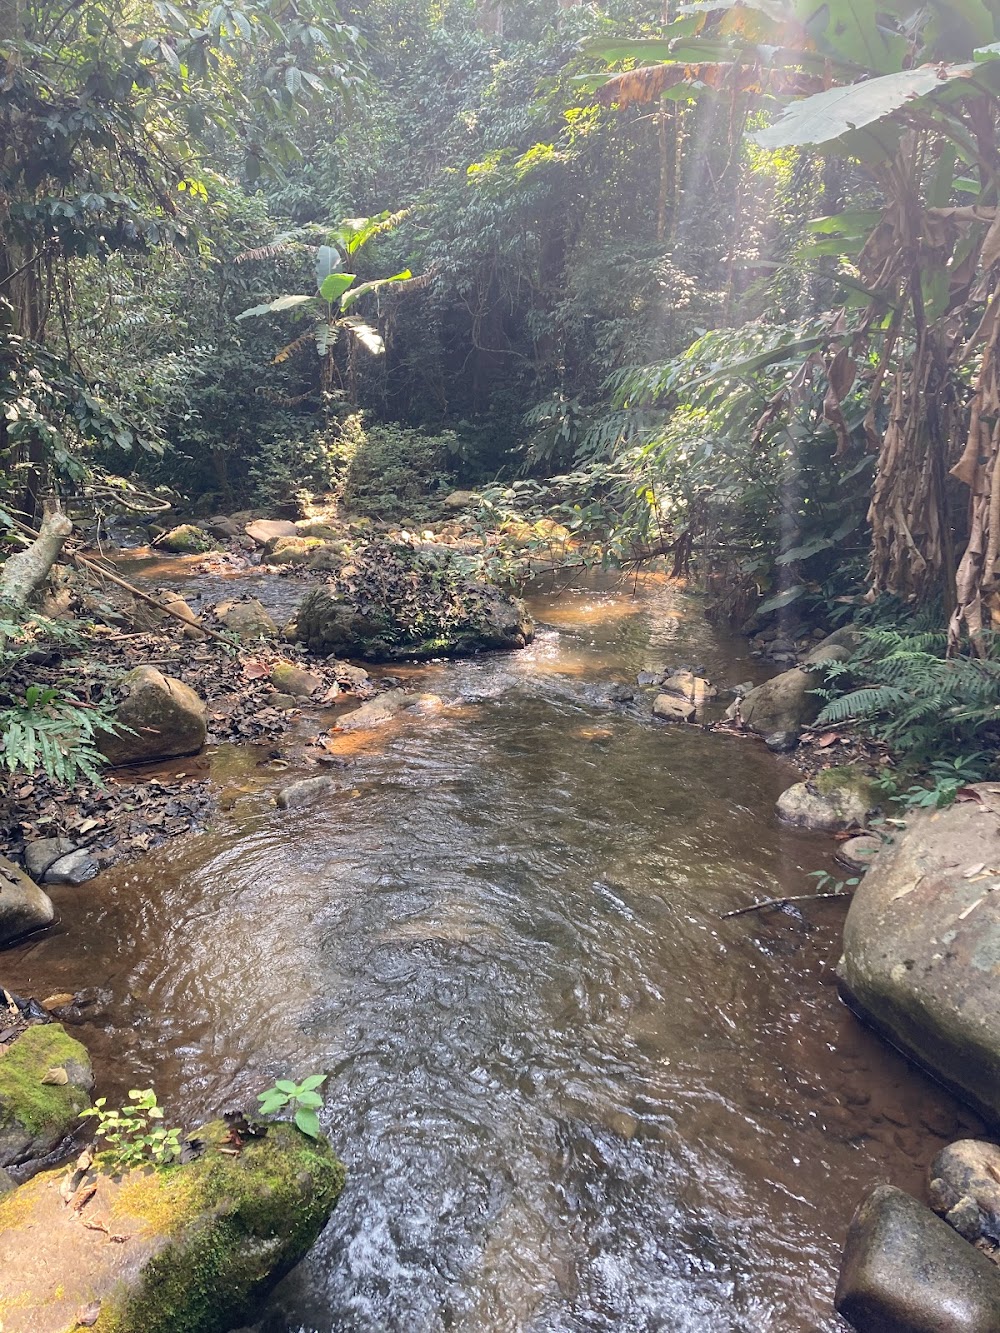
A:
[[0, 508, 73, 642]]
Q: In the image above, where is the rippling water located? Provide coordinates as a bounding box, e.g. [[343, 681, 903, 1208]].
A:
[[1, 573, 979, 1331]]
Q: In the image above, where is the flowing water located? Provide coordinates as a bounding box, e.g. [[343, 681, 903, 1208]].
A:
[[1, 571, 979, 1332]]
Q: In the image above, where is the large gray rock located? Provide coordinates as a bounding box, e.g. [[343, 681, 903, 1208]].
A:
[[215, 598, 277, 640], [245, 518, 297, 546], [43, 849, 100, 886], [652, 693, 696, 723], [660, 671, 717, 702], [336, 689, 409, 732], [838, 786, 1000, 1121], [0, 1024, 92, 1168], [275, 775, 344, 810], [929, 1140, 1000, 1245], [98, 665, 207, 766], [23, 838, 74, 883], [0, 857, 54, 946], [158, 523, 215, 554], [739, 667, 821, 738], [835, 1184, 1000, 1332]]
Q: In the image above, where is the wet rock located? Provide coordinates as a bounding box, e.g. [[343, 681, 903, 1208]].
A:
[[24, 838, 74, 882], [0, 1024, 92, 1168], [336, 688, 409, 731], [443, 489, 479, 510], [294, 518, 340, 540], [267, 535, 328, 565], [835, 1184, 1000, 1332], [215, 598, 277, 640], [158, 524, 216, 554], [838, 786, 1000, 1121], [295, 584, 534, 661], [407, 692, 445, 714], [636, 671, 662, 687], [245, 518, 297, 546], [768, 636, 795, 654], [929, 1140, 1000, 1245], [776, 768, 877, 831], [43, 849, 100, 886], [98, 665, 207, 766], [0, 1166, 13, 1195], [327, 660, 371, 692], [269, 661, 322, 697], [607, 683, 636, 703], [0, 1119, 345, 1333], [661, 671, 717, 703], [652, 694, 696, 723], [275, 775, 344, 810], [268, 692, 298, 711], [837, 834, 883, 874], [0, 857, 54, 946], [764, 731, 798, 753]]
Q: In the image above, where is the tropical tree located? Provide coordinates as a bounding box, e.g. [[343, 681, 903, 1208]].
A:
[[586, 1, 1000, 648]]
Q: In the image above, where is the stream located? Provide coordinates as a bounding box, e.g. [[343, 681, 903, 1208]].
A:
[[1, 569, 979, 1332]]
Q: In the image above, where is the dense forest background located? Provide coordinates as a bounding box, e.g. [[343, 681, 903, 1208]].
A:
[[8, 0, 1000, 772]]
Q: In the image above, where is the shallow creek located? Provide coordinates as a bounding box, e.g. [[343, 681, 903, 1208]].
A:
[[1, 570, 980, 1331]]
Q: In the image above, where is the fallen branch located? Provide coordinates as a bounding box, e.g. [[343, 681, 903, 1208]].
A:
[[4, 515, 232, 646], [0, 508, 74, 613], [721, 889, 853, 919]]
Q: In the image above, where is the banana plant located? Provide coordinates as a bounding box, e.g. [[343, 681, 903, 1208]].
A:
[[235, 212, 411, 364]]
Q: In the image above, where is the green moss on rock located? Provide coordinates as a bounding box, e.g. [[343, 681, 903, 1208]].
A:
[[0, 1024, 92, 1165], [814, 765, 880, 809], [95, 1120, 345, 1333], [159, 525, 216, 554]]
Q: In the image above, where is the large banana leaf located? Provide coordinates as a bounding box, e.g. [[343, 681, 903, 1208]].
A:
[[236, 293, 313, 320], [339, 270, 412, 311], [754, 62, 978, 150], [314, 244, 341, 292], [319, 272, 356, 303]]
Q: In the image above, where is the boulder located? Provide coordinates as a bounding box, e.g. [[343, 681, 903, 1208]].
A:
[[652, 694, 697, 723], [158, 591, 207, 641], [838, 786, 1000, 1121], [929, 1140, 1000, 1245], [443, 490, 479, 510], [245, 518, 297, 546], [0, 857, 55, 947], [43, 849, 100, 886], [764, 731, 798, 753], [661, 671, 718, 703], [739, 666, 821, 738], [269, 662, 322, 698], [295, 585, 534, 661], [336, 688, 409, 732], [294, 518, 341, 540], [835, 1184, 1000, 1332], [266, 535, 327, 566], [0, 1166, 13, 1195], [215, 598, 277, 640], [837, 834, 884, 874], [98, 666, 207, 767], [776, 768, 877, 831], [0, 1118, 345, 1333], [24, 838, 74, 882], [0, 1024, 92, 1168], [275, 775, 344, 810], [158, 524, 215, 555], [802, 625, 861, 667], [202, 515, 241, 539]]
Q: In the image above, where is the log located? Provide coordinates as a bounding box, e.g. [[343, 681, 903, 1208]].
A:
[[0, 509, 73, 614]]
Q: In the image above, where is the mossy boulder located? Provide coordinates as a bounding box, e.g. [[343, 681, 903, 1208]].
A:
[[0, 1119, 345, 1333], [776, 766, 879, 831], [0, 1024, 92, 1168], [269, 661, 322, 697], [266, 535, 327, 565], [214, 598, 277, 640], [158, 525, 216, 555], [98, 666, 207, 767]]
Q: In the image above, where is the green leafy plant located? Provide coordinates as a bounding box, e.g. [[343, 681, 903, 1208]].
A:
[[0, 685, 120, 784], [888, 753, 991, 813], [256, 1074, 326, 1140], [806, 869, 860, 896], [79, 1089, 182, 1171]]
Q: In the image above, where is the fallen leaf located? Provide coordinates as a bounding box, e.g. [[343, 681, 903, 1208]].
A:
[[817, 732, 841, 748], [964, 863, 986, 878], [70, 1182, 97, 1212], [41, 1067, 69, 1085], [75, 1301, 101, 1327], [960, 894, 988, 920], [41, 992, 75, 1011]]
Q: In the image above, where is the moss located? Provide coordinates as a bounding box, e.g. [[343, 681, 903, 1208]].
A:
[[96, 1120, 346, 1333], [160, 525, 215, 554], [0, 1024, 91, 1138], [814, 765, 879, 808]]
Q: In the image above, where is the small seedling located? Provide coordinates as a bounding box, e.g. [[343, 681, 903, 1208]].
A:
[[79, 1088, 182, 1170], [257, 1074, 326, 1140]]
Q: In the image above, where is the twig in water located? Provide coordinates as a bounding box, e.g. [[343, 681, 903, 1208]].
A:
[[721, 890, 853, 919]]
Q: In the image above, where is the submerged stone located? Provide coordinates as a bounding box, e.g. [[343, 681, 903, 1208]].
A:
[[929, 1140, 1000, 1246], [835, 1184, 1000, 1332], [0, 1119, 345, 1333], [0, 1023, 92, 1168]]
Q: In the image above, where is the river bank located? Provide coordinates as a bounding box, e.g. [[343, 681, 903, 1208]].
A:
[[0, 560, 987, 1331]]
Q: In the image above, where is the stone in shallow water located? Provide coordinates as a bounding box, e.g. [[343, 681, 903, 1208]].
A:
[[43, 849, 100, 885], [652, 693, 696, 723], [24, 837, 74, 882], [835, 1184, 1000, 1332], [0, 856, 54, 946], [929, 1140, 1000, 1246]]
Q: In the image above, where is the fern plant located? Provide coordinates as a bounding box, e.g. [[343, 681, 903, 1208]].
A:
[[816, 629, 1000, 762], [0, 685, 119, 784]]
